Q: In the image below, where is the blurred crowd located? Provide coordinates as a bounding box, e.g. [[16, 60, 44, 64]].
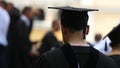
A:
[[0, 0, 45, 68], [0, 0, 62, 68], [0, 0, 120, 68]]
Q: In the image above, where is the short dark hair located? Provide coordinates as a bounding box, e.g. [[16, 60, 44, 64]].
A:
[[61, 10, 89, 39], [52, 19, 58, 26], [22, 7, 31, 14], [7, 2, 13, 6], [61, 10, 89, 31], [0, 0, 7, 8], [95, 33, 102, 42]]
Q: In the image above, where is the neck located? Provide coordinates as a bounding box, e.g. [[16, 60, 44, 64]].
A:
[[51, 29, 55, 33], [51, 27, 57, 33], [68, 33, 88, 46], [108, 48, 120, 56]]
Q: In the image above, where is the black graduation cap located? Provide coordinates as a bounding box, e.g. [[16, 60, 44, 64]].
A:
[[107, 24, 120, 45], [48, 6, 98, 30]]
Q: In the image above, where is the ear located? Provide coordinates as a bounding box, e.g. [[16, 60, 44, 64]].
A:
[[61, 25, 68, 35], [86, 25, 89, 35], [61, 26, 67, 34]]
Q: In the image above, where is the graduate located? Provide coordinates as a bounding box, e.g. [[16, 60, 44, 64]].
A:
[[11, 7, 34, 68], [94, 36, 112, 55], [108, 24, 120, 68], [31, 6, 118, 68], [39, 19, 61, 55]]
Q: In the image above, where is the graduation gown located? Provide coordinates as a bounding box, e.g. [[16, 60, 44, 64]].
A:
[[109, 55, 120, 68], [39, 31, 61, 54], [7, 7, 21, 48], [8, 18, 33, 68], [7, 8, 21, 68], [31, 44, 119, 68]]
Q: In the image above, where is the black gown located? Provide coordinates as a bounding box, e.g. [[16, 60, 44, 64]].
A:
[[109, 55, 120, 68], [7, 8, 21, 48], [39, 31, 61, 54], [31, 44, 119, 68], [7, 18, 33, 68], [7, 8, 21, 68]]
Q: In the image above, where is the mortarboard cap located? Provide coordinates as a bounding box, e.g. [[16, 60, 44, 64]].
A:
[[107, 24, 120, 45], [48, 6, 98, 30]]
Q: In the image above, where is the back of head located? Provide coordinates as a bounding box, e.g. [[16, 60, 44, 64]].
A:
[[61, 10, 88, 31], [6, 2, 14, 11], [52, 19, 60, 31], [22, 6, 31, 14], [105, 23, 120, 48], [109, 24, 120, 48], [22, 6, 33, 20], [48, 7, 98, 42], [0, 0, 7, 9], [61, 10, 89, 39], [94, 33, 102, 42], [7, 2, 13, 6], [48, 7, 98, 32]]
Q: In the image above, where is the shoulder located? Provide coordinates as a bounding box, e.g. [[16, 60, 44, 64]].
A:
[[18, 19, 24, 23], [31, 48, 60, 68], [41, 48, 64, 63], [98, 53, 115, 63], [97, 52, 119, 68], [17, 19, 25, 25], [109, 55, 120, 65], [31, 47, 68, 68], [30, 54, 51, 68], [42, 32, 54, 40], [45, 32, 54, 37], [0, 7, 8, 14], [0, 7, 10, 21], [109, 55, 120, 59]]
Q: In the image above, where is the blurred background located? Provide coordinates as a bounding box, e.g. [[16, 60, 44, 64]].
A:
[[6, 0, 120, 43]]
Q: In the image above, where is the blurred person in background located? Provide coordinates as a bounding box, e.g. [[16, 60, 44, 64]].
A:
[[6, 2, 21, 68], [94, 37, 112, 55], [7, 3, 21, 44], [0, 0, 10, 68], [34, 8, 45, 20], [39, 19, 62, 55], [93, 33, 102, 45], [108, 24, 120, 68], [13, 6, 35, 68], [94, 32, 112, 55]]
